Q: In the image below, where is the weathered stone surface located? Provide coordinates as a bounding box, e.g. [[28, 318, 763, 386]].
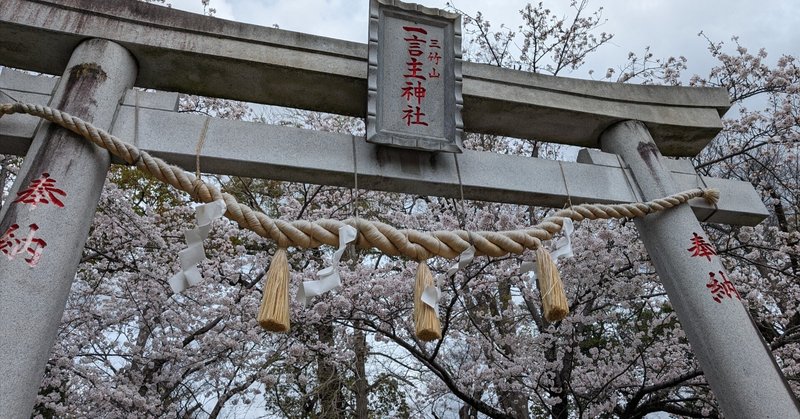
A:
[[0, 40, 136, 418], [0, 0, 730, 156], [0, 69, 57, 155], [0, 70, 766, 226], [601, 121, 800, 419], [0, 71, 768, 225]]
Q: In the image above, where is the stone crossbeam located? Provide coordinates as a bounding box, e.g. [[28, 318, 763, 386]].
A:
[[0, 70, 767, 226], [0, 0, 730, 156]]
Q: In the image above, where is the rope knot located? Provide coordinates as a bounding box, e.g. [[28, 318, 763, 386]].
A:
[[191, 178, 211, 202]]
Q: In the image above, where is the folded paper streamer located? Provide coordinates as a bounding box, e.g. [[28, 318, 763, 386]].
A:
[[520, 218, 576, 275], [549, 218, 575, 260], [421, 245, 475, 316], [168, 200, 227, 293], [297, 225, 357, 306], [521, 218, 574, 322]]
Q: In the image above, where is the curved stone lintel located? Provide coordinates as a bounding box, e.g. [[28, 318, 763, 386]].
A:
[[0, 0, 730, 156]]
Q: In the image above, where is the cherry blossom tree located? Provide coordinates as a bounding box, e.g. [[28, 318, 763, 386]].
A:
[[24, 1, 799, 418]]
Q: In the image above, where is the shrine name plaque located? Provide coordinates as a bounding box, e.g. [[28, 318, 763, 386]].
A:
[[367, 0, 464, 153]]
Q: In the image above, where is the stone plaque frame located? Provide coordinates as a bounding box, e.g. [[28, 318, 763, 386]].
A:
[[367, 0, 464, 153]]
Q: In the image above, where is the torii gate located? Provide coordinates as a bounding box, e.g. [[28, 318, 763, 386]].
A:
[[0, 0, 797, 417]]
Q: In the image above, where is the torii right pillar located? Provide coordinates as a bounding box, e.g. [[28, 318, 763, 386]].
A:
[[600, 120, 800, 418]]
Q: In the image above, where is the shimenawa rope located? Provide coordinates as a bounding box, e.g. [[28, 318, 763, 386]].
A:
[[0, 102, 721, 260]]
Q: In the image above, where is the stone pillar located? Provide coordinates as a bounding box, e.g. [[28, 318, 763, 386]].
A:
[[600, 120, 800, 418], [0, 39, 136, 417]]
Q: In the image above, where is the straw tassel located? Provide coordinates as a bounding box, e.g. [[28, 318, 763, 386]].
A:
[[414, 261, 442, 341], [535, 246, 569, 322], [702, 188, 720, 206], [258, 248, 291, 332]]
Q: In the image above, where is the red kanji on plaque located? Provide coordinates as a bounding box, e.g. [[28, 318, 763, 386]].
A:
[[404, 58, 427, 80], [399, 25, 431, 127], [403, 26, 427, 57], [14, 173, 66, 209], [706, 271, 740, 303], [0, 223, 46, 267], [401, 81, 427, 104], [402, 105, 428, 126], [428, 51, 442, 65], [688, 232, 716, 261]]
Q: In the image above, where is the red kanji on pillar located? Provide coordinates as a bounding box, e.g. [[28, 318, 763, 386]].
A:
[[13, 173, 67, 209], [0, 223, 47, 267], [688, 232, 716, 261], [706, 271, 741, 303]]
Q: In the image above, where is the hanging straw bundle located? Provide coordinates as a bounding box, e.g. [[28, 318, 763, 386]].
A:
[[414, 261, 442, 341], [535, 247, 569, 322], [258, 248, 291, 332]]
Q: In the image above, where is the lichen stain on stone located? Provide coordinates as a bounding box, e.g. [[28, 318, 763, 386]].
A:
[[67, 63, 108, 84], [636, 141, 659, 160], [57, 63, 107, 116], [637, 141, 660, 175]]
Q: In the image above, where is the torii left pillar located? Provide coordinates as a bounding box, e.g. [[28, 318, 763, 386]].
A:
[[0, 39, 136, 417]]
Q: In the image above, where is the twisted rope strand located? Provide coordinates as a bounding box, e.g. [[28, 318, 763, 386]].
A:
[[0, 102, 720, 260]]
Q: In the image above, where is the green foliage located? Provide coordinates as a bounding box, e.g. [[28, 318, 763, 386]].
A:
[[108, 165, 187, 215]]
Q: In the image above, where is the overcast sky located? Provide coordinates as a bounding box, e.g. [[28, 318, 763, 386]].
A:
[[165, 0, 799, 82]]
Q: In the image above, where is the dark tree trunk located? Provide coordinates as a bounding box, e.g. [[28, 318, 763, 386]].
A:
[[317, 321, 343, 418], [354, 325, 369, 418], [495, 281, 530, 418]]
